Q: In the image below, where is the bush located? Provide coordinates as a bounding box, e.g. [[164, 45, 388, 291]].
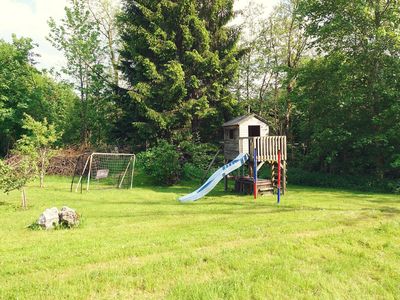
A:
[[137, 140, 223, 184], [179, 141, 222, 181], [138, 141, 181, 185], [182, 163, 205, 181], [289, 167, 399, 193]]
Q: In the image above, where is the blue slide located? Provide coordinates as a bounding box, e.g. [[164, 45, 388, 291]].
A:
[[179, 153, 249, 202]]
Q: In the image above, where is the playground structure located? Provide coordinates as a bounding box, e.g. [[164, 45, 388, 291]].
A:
[[70, 152, 136, 192], [226, 135, 287, 196], [179, 114, 287, 202]]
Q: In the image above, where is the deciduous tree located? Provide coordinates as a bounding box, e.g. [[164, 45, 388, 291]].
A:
[[48, 0, 116, 146], [294, 0, 400, 178], [16, 114, 59, 188], [0, 37, 76, 156]]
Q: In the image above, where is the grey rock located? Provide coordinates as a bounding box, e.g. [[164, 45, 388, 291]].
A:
[[59, 206, 79, 227], [38, 207, 59, 229]]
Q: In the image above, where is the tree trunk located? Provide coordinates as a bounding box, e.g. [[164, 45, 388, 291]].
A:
[[79, 61, 87, 146], [108, 33, 119, 86], [40, 151, 45, 188], [21, 187, 27, 209], [191, 115, 200, 137]]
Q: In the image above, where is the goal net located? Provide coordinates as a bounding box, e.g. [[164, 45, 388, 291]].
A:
[[70, 152, 136, 192]]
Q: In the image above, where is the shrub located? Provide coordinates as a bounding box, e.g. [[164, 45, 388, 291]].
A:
[[137, 140, 223, 184], [138, 141, 181, 185], [182, 163, 205, 181], [179, 141, 222, 181], [289, 167, 399, 193]]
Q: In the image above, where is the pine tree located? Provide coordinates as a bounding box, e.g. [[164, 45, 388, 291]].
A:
[[118, 0, 241, 146]]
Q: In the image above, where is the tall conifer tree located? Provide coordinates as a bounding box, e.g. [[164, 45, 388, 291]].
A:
[[117, 0, 241, 146]]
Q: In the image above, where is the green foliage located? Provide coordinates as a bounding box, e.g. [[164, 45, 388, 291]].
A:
[[0, 115, 56, 207], [0, 157, 37, 194], [27, 222, 42, 231], [179, 141, 220, 170], [138, 141, 181, 185], [181, 163, 204, 181], [117, 0, 241, 146], [0, 160, 13, 192], [0, 37, 77, 155], [0, 155, 37, 210], [293, 0, 400, 179], [16, 114, 58, 153], [179, 141, 221, 181], [234, 0, 307, 135], [16, 114, 59, 187], [289, 167, 399, 194], [137, 140, 220, 183], [48, 0, 117, 146]]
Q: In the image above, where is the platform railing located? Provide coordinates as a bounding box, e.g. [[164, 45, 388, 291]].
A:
[[248, 136, 287, 162]]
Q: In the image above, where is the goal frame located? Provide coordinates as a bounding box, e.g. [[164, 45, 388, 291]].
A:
[[73, 152, 136, 192]]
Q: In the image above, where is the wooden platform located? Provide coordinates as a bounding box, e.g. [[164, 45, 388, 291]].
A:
[[234, 176, 274, 196]]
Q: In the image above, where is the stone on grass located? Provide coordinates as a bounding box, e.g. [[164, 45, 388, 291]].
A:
[[59, 206, 79, 227], [38, 207, 59, 230]]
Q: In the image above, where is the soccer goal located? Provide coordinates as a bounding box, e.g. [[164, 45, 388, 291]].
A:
[[70, 152, 136, 192]]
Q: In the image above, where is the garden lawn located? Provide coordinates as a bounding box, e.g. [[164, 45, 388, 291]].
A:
[[0, 177, 400, 299]]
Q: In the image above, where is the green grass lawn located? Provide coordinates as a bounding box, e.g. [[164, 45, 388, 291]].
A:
[[1, 177, 400, 299]]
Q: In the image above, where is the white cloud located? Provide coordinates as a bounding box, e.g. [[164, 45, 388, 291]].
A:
[[0, 0, 279, 71], [0, 0, 67, 70]]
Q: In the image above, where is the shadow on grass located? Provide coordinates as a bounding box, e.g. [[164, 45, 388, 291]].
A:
[[362, 206, 400, 214], [0, 201, 14, 207], [97, 203, 356, 220]]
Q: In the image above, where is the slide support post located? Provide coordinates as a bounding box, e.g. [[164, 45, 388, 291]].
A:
[[277, 149, 281, 204], [253, 148, 257, 200]]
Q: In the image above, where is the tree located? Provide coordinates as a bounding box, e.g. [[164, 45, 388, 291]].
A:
[[294, 0, 400, 178], [0, 155, 37, 209], [0, 114, 58, 208], [234, 1, 269, 106], [48, 0, 116, 146], [87, 0, 121, 86], [117, 0, 241, 147], [16, 114, 59, 188], [235, 0, 308, 136], [0, 36, 77, 156]]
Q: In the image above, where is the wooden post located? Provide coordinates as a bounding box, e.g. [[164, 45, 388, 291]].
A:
[[271, 163, 275, 189], [282, 161, 287, 195], [249, 138, 254, 178], [21, 187, 27, 209]]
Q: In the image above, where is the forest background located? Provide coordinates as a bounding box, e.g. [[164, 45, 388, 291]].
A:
[[1, 0, 399, 192]]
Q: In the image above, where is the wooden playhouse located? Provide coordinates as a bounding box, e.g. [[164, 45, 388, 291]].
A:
[[222, 114, 287, 195]]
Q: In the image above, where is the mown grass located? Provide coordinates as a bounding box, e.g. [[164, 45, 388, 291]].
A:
[[0, 176, 400, 299]]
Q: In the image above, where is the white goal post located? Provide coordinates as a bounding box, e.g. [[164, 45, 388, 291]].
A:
[[73, 152, 136, 192]]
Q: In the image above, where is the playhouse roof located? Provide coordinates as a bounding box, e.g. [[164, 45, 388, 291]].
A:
[[222, 114, 267, 127]]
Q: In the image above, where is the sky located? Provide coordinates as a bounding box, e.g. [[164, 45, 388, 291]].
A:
[[0, 0, 279, 71]]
